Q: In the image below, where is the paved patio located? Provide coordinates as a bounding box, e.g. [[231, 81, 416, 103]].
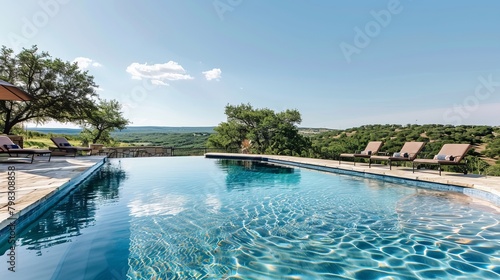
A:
[[0, 156, 106, 232]]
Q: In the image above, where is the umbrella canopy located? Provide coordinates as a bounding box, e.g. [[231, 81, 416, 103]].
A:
[[0, 79, 34, 101]]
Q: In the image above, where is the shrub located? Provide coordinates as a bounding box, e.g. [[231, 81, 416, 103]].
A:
[[485, 165, 500, 176]]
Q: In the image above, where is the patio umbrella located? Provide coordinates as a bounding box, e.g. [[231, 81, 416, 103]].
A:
[[0, 79, 34, 101]]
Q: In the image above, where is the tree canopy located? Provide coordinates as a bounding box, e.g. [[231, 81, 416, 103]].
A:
[[208, 103, 311, 156], [78, 99, 130, 145], [0, 45, 98, 134]]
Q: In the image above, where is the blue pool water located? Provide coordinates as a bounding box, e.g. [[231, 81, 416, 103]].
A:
[[1, 156, 500, 279]]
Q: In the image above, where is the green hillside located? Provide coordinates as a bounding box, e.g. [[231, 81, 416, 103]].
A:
[[309, 124, 500, 175], [112, 126, 215, 134], [115, 132, 210, 148]]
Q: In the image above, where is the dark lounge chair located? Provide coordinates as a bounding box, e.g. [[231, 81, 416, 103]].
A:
[[369, 142, 426, 169], [50, 137, 92, 157], [412, 143, 471, 175], [339, 141, 383, 165], [0, 136, 51, 163]]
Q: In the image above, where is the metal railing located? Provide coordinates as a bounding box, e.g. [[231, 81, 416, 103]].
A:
[[103, 146, 233, 158]]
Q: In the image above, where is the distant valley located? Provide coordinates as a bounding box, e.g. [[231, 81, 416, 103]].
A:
[[28, 126, 216, 135], [28, 126, 333, 135]]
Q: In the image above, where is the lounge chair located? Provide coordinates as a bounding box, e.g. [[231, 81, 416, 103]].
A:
[[412, 143, 471, 175], [339, 141, 383, 165], [369, 142, 426, 169], [0, 136, 51, 163], [50, 137, 92, 156]]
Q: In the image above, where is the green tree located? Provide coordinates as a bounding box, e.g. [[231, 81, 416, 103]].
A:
[[463, 155, 489, 175], [485, 164, 500, 176], [208, 103, 311, 156], [484, 137, 500, 159], [78, 99, 130, 144], [0, 45, 98, 134]]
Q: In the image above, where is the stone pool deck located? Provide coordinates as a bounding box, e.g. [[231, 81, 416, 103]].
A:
[[0, 156, 106, 233], [1, 153, 500, 235]]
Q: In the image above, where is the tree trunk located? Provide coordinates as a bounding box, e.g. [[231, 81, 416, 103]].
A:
[[92, 129, 104, 144], [2, 122, 14, 135]]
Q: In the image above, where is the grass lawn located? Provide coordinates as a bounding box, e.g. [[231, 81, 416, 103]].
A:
[[23, 137, 83, 149], [23, 136, 128, 149]]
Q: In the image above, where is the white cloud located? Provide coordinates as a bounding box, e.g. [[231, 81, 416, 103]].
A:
[[151, 80, 169, 86], [126, 61, 194, 86], [203, 68, 222, 81], [73, 57, 102, 69]]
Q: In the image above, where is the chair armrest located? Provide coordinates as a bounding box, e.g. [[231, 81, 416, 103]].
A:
[[453, 155, 464, 162]]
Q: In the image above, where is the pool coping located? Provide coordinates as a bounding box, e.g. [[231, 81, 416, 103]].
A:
[[205, 153, 500, 207], [0, 157, 106, 243]]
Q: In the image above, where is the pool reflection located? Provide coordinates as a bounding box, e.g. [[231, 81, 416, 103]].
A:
[[216, 159, 301, 190], [0, 162, 127, 254], [21, 163, 126, 249]]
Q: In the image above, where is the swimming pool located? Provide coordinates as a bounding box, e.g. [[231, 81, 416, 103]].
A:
[[1, 156, 500, 279]]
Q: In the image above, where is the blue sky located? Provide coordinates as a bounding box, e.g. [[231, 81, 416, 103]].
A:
[[1, 0, 499, 129]]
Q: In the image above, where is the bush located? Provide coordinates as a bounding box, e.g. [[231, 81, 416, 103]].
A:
[[485, 164, 500, 176]]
